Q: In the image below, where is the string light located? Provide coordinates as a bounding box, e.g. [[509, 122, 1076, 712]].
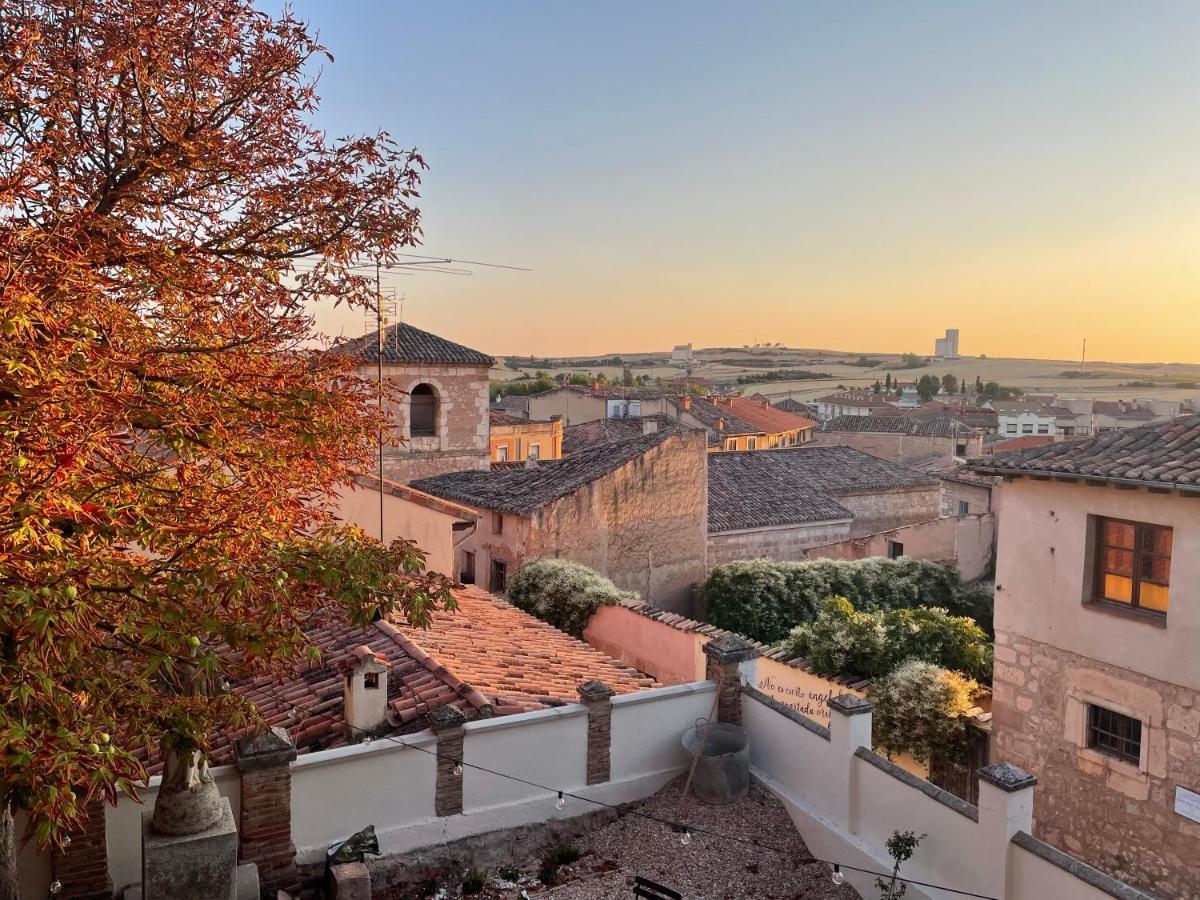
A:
[[362, 735, 372, 746], [268, 689, 998, 900], [453, 763, 463, 776], [61, 835, 70, 847], [49, 881, 62, 894]]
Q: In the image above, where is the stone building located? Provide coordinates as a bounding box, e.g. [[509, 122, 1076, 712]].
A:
[[706, 446, 941, 568], [813, 414, 984, 466], [972, 416, 1200, 898], [413, 429, 709, 612], [336, 323, 494, 483]]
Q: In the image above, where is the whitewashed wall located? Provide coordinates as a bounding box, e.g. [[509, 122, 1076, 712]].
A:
[[743, 691, 1157, 900]]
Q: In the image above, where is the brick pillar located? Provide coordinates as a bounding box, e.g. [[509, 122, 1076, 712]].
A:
[[235, 726, 298, 896], [53, 794, 111, 900], [703, 635, 759, 725], [429, 706, 467, 817], [577, 680, 615, 785]]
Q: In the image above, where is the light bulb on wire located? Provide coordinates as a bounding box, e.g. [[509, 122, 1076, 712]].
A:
[[832, 864, 844, 885], [555, 791, 566, 810], [453, 763, 463, 776], [49, 881, 62, 895], [680, 827, 692, 846], [61, 835, 70, 847]]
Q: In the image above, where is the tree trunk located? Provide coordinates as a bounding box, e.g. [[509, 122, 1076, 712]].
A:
[[0, 803, 20, 900]]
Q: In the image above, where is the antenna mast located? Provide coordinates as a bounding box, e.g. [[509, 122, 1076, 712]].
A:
[[1081, 338, 1087, 374]]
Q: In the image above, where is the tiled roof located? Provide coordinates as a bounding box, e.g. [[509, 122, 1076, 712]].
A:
[[489, 409, 529, 426], [821, 415, 978, 437], [772, 398, 818, 416], [678, 395, 817, 436], [352, 474, 480, 522], [391, 587, 653, 715], [816, 391, 896, 408], [1091, 401, 1158, 421], [986, 435, 1056, 453], [160, 587, 651, 772], [989, 400, 1053, 416], [414, 430, 680, 515], [492, 395, 531, 416], [973, 415, 1200, 489], [707, 446, 938, 532], [560, 416, 677, 454], [336, 323, 495, 366]]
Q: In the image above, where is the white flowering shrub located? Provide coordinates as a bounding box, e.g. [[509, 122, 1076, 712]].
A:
[[871, 660, 979, 765], [507, 559, 636, 637]]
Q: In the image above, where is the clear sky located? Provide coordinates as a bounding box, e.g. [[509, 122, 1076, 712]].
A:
[[284, 1, 1200, 362]]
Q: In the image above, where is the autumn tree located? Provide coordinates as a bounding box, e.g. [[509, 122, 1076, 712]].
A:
[[0, 0, 455, 875]]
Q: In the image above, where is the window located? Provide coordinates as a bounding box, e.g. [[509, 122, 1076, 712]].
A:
[[528, 443, 540, 460], [1021, 423, 1034, 434], [748, 436, 758, 450], [1037, 424, 1049, 434], [955, 442, 967, 456], [1006, 424, 1018, 434], [410, 383, 437, 436], [1088, 704, 1142, 766], [493, 513, 504, 535], [1093, 517, 1171, 614], [957, 500, 970, 517], [495, 445, 509, 462], [887, 540, 904, 559], [490, 558, 508, 593], [460, 550, 476, 585]]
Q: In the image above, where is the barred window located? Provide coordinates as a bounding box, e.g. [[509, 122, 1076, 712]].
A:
[[1088, 705, 1142, 766]]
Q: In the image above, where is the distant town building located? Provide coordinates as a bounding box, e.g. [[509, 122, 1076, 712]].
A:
[[814, 390, 898, 420], [772, 397, 819, 418], [671, 343, 694, 363], [335, 323, 494, 483], [488, 410, 562, 463], [668, 394, 817, 451], [813, 415, 984, 466], [989, 399, 1058, 440], [414, 429, 708, 612], [933, 327, 960, 358], [973, 416, 1200, 897]]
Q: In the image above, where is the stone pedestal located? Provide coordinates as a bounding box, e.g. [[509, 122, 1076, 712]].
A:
[[142, 797, 238, 900]]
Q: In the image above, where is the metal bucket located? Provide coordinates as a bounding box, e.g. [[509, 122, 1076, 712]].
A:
[[681, 719, 750, 806]]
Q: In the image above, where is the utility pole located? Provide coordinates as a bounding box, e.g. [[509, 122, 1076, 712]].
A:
[[376, 263, 384, 544], [1081, 338, 1087, 375]]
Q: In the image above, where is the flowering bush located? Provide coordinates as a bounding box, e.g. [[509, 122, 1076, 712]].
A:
[[871, 660, 980, 764], [699, 557, 988, 644], [507, 559, 636, 637], [785, 597, 993, 683]]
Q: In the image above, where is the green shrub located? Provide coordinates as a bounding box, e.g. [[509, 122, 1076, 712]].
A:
[[699, 557, 978, 644], [785, 597, 991, 683], [872, 660, 979, 764], [460, 868, 486, 895], [497, 864, 522, 882], [507, 559, 636, 637], [547, 843, 581, 866]]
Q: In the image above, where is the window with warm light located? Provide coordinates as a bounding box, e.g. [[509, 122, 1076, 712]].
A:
[[1092, 517, 1171, 616]]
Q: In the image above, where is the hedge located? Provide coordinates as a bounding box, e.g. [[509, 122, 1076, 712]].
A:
[[698, 557, 992, 644], [507, 559, 636, 637]]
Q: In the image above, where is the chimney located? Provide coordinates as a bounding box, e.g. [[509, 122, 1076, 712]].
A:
[[642, 418, 658, 435], [344, 645, 389, 737], [524, 454, 539, 469], [717, 417, 725, 432], [680, 395, 692, 411], [760, 398, 770, 408]]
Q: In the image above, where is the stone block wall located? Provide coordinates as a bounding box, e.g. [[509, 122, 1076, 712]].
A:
[[836, 484, 941, 536], [366, 362, 491, 483], [811, 430, 957, 465], [706, 519, 852, 570], [991, 630, 1200, 897]]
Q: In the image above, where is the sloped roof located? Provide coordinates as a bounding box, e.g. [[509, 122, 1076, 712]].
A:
[[679, 395, 817, 435], [561, 416, 679, 454], [973, 415, 1200, 489], [707, 446, 938, 532], [772, 398, 818, 416], [414, 430, 679, 515], [816, 391, 896, 408], [821, 415, 978, 437], [168, 586, 652, 771], [1092, 401, 1158, 421], [336, 323, 495, 366]]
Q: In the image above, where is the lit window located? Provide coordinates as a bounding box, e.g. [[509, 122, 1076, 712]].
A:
[[528, 443, 540, 460], [1092, 517, 1171, 615], [1088, 704, 1142, 766]]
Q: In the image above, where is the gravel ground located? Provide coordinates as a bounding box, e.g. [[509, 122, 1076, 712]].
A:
[[404, 776, 862, 900]]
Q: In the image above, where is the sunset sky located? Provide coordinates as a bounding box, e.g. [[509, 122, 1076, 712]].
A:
[[287, 1, 1200, 363]]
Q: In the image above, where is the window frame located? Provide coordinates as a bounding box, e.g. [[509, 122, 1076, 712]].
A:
[[887, 540, 904, 559], [409, 383, 438, 437], [957, 499, 970, 517], [1086, 703, 1142, 767], [1091, 516, 1171, 618]]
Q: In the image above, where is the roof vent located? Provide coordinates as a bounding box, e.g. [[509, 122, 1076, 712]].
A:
[[344, 645, 389, 737]]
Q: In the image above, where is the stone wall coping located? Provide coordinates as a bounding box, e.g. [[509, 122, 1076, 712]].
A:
[[828, 694, 873, 717], [462, 703, 587, 735], [743, 686, 830, 741], [577, 680, 616, 703], [853, 746, 979, 822], [702, 634, 760, 664], [1010, 831, 1161, 900], [977, 761, 1037, 793], [610, 681, 716, 709], [289, 730, 437, 773]]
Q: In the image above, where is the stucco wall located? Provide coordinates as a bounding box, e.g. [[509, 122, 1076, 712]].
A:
[[368, 361, 491, 483], [333, 482, 465, 576], [803, 513, 995, 582], [812, 430, 982, 465], [836, 484, 941, 536], [706, 520, 852, 569], [990, 477, 1200, 897], [525, 390, 673, 426], [490, 419, 562, 462], [583, 605, 705, 684]]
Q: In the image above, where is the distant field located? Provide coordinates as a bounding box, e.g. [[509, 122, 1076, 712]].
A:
[[490, 349, 1200, 403]]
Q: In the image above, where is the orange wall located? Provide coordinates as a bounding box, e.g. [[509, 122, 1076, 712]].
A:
[[490, 420, 563, 462]]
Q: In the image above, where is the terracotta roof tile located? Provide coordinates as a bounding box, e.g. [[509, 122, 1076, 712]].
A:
[[335, 322, 494, 366]]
